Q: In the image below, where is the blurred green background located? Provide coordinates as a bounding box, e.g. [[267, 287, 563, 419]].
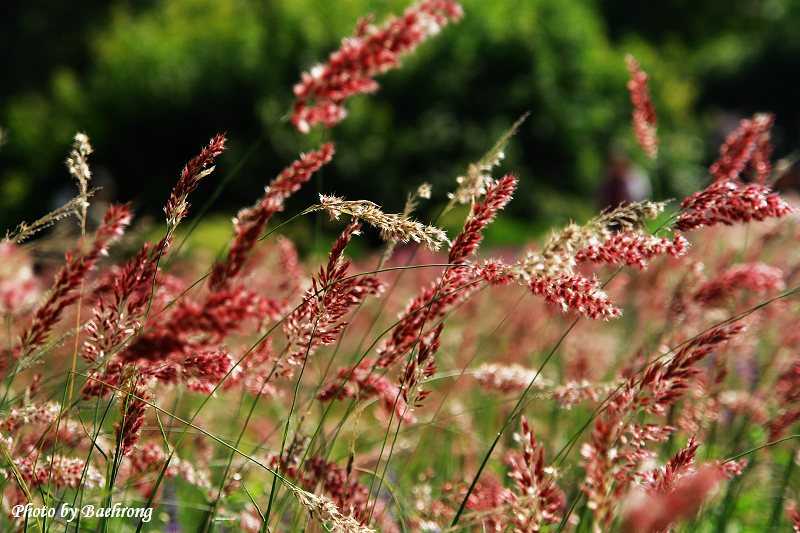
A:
[[2, 0, 799, 247]]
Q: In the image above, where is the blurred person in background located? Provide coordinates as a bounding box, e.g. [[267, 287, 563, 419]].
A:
[[598, 148, 651, 211]]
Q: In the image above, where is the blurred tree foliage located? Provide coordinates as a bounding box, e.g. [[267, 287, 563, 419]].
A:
[[2, 0, 798, 241]]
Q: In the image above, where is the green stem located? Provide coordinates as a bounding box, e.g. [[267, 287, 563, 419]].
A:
[[768, 439, 798, 530]]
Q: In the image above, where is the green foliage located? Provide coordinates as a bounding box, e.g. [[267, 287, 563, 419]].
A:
[[91, 0, 265, 108], [2, 0, 797, 241]]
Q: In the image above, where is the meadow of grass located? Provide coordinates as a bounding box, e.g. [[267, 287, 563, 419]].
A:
[[1, 1, 799, 531]]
